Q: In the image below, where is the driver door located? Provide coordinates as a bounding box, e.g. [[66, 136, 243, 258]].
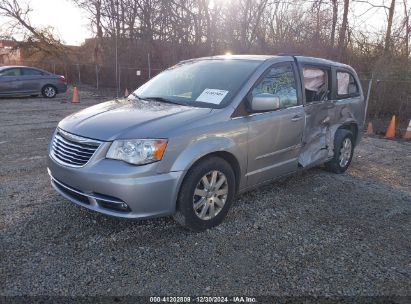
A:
[[246, 62, 305, 187]]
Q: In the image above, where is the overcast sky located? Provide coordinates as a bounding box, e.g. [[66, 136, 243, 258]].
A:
[[0, 0, 406, 46], [22, 0, 88, 45]]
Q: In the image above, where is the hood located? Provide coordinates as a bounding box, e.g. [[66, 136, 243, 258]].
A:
[[58, 99, 213, 141]]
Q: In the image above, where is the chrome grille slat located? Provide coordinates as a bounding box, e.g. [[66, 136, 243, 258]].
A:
[[53, 143, 94, 158], [52, 144, 90, 160], [52, 140, 94, 157], [50, 130, 101, 167], [54, 134, 97, 151], [53, 152, 85, 165]]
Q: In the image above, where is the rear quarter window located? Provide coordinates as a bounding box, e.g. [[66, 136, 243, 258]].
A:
[[336, 71, 359, 98]]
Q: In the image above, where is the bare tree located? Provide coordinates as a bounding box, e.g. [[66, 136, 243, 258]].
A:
[[40, 0, 411, 125], [403, 0, 410, 56], [0, 0, 65, 59], [73, 0, 103, 63], [385, 0, 396, 52], [330, 0, 338, 47], [338, 0, 350, 59]]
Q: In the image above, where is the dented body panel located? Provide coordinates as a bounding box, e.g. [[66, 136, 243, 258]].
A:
[[295, 57, 365, 168]]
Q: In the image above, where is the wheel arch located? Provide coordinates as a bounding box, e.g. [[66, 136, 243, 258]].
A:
[[337, 122, 359, 145], [177, 151, 242, 196]]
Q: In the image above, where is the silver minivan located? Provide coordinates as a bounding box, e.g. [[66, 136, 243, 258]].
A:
[[48, 55, 365, 231]]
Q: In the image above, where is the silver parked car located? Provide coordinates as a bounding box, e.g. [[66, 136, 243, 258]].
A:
[[48, 55, 365, 231], [0, 66, 67, 98]]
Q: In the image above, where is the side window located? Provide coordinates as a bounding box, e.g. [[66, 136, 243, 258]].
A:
[[1, 68, 21, 76], [252, 63, 298, 109], [22, 68, 44, 76], [337, 71, 359, 97], [303, 67, 329, 103]]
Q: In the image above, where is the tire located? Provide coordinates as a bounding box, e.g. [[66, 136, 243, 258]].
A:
[[41, 85, 57, 98], [173, 157, 236, 232], [325, 129, 354, 174]]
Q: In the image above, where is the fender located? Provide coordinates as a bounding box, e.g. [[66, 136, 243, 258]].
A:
[[170, 136, 242, 173]]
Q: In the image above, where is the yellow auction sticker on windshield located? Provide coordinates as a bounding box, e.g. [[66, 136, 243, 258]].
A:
[[196, 88, 229, 104]]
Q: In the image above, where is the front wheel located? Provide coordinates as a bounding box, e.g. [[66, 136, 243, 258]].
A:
[[325, 129, 354, 174], [42, 85, 57, 98], [173, 157, 235, 232]]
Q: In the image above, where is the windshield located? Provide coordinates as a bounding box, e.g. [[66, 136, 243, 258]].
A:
[[131, 59, 261, 108]]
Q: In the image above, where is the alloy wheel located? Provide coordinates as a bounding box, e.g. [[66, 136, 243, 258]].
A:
[[339, 137, 352, 167], [44, 86, 56, 98], [193, 170, 228, 220]]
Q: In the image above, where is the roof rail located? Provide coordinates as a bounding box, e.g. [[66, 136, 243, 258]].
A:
[[277, 53, 302, 56]]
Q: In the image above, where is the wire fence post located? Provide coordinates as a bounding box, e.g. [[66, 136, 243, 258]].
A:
[[77, 63, 81, 85], [148, 52, 151, 79], [118, 65, 121, 95], [364, 75, 373, 121], [95, 65, 100, 90]]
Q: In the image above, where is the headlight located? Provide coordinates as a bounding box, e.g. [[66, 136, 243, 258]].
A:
[[106, 139, 168, 165]]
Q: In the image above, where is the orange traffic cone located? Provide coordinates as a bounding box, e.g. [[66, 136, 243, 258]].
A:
[[384, 115, 396, 139], [72, 86, 80, 103], [366, 122, 374, 135], [404, 119, 411, 139], [124, 88, 129, 97]]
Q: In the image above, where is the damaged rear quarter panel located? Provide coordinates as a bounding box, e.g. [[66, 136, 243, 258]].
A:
[[298, 61, 365, 167]]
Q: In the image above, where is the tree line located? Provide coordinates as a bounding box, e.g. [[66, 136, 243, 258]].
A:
[[1, 0, 410, 129], [69, 0, 409, 62]]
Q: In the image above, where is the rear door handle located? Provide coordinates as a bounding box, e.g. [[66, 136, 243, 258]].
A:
[[291, 115, 303, 122]]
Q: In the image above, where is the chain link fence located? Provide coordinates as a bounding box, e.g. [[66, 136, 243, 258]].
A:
[[1, 59, 410, 135], [4, 59, 164, 95]]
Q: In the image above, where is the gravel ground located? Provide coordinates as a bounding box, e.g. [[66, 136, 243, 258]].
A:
[[1, 90, 410, 297]]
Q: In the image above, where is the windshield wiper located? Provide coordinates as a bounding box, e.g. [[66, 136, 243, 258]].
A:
[[130, 92, 142, 100], [142, 96, 181, 105]]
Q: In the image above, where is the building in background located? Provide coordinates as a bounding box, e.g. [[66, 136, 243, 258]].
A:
[[0, 40, 24, 64]]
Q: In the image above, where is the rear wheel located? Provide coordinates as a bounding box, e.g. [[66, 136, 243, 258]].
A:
[[173, 157, 235, 232], [325, 129, 354, 174], [42, 85, 57, 98]]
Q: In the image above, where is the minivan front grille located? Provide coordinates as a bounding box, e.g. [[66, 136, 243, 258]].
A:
[[51, 129, 101, 167]]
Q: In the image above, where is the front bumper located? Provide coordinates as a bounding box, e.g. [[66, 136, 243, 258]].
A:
[[47, 155, 184, 219]]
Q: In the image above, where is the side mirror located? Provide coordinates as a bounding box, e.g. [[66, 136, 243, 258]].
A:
[[250, 93, 280, 112]]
